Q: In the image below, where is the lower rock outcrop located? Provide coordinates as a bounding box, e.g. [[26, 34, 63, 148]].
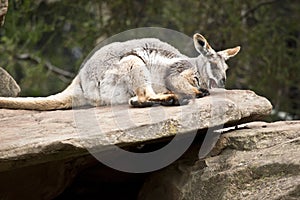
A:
[[0, 67, 21, 97], [0, 0, 8, 26], [139, 121, 300, 200]]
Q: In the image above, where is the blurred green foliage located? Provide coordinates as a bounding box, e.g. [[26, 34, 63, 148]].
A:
[[0, 0, 299, 120]]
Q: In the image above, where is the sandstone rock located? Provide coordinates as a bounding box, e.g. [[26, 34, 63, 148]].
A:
[[0, 67, 21, 97], [0, 0, 8, 26], [139, 121, 300, 200], [0, 89, 272, 199], [0, 89, 272, 172]]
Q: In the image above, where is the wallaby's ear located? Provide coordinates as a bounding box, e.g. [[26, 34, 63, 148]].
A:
[[193, 33, 215, 56], [218, 46, 241, 60]]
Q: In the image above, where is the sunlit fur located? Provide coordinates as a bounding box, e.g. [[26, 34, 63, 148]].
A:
[[0, 34, 240, 110]]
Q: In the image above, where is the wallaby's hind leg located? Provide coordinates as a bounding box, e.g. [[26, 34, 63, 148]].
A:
[[120, 55, 178, 107]]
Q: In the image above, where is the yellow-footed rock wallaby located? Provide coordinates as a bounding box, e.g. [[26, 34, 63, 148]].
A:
[[0, 33, 240, 110]]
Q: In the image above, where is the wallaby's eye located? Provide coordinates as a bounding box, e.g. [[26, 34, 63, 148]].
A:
[[194, 76, 200, 86]]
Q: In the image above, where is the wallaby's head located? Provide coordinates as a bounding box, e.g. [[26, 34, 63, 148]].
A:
[[193, 33, 240, 89]]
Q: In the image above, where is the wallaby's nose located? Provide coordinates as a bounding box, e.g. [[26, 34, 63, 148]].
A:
[[220, 78, 226, 87], [208, 78, 218, 89], [208, 78, 225, 88]]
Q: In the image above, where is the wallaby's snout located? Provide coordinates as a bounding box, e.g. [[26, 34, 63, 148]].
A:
[[208, 76, 226, 89], [208, 78, 218, 89], [218, 77, 226, 88]]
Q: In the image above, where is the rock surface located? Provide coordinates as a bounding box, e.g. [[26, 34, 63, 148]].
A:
[[0, 89, 273, 199], [0, 67, 21, 97], [0, 89, 272, 172], [139, 121, 300, 200]]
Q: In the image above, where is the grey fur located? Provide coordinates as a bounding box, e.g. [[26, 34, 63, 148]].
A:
[[0, 34, 240, 110]]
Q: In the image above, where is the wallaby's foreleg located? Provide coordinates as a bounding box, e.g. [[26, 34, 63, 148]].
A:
[[119, 55, 177, 107], [129, 89, 178, 107]]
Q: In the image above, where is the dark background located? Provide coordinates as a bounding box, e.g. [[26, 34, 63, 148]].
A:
[[0, 0, 299, 120]]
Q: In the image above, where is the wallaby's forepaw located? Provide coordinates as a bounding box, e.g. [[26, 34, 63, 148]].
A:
[[150, 94, 190, 106], [161, 98, 189, 106], [129, 96, 155, 108], [130, 100, 155, 107], [129, 94, 183, 107], [196, 88, 210, 98], [149, 94, 182, 106], [129, 93, 192, 108]]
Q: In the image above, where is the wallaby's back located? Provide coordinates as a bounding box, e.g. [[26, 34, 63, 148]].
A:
[[0, 38, 182, 110]]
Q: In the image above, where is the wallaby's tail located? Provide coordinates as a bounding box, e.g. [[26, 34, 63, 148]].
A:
[[0, 93, 72, 110], [0, 76, 80, 111]]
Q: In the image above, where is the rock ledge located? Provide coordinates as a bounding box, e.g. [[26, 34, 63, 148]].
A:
[[0, 89, 272, 172]]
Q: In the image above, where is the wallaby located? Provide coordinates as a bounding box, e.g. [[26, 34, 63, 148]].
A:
[[0, 33, 240, 110]]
